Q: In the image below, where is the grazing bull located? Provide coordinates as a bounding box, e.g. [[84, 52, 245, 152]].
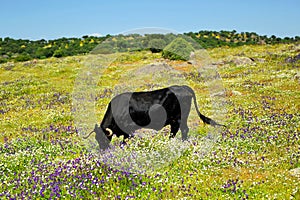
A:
[[83, 85, 225, 150]]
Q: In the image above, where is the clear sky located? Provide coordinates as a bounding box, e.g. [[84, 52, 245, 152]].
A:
[[1, 0, 299, 40]]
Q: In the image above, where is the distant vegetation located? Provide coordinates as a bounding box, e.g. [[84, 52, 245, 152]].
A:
[[0, 30, 299, 63]]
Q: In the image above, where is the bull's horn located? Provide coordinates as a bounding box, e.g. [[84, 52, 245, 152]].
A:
[[105, 128, 113, 136], [82, 130, 95, 139]]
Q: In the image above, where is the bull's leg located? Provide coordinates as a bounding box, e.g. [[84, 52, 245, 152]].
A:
[[170, 121, 180, 138], [180, 125, 189, 141], [180, 116, 189, 140]]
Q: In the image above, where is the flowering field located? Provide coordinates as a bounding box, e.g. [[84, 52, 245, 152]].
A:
[[0, 43, 299, 199]]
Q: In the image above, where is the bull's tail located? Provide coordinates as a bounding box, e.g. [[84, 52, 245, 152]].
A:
[[183, 86, 226, 127]]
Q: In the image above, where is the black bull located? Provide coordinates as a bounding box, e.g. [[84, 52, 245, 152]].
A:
[[83, 85, 225, 150]]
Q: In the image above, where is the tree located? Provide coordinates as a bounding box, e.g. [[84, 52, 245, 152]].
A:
[[148, 39, 167, 53]]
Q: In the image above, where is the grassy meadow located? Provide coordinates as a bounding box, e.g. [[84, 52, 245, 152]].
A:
[[0, 43, 299, 199]]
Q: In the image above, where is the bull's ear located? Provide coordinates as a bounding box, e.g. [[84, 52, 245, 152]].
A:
[[94, 124, 98, 130]]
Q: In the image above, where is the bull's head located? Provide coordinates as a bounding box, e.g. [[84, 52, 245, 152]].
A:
[[83, 124, 113, 150], [95, 125, 111, 150]]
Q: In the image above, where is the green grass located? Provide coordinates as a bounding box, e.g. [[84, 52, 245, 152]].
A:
[[0, 44, 299, 199]]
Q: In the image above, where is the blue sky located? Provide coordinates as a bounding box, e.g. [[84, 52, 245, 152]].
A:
[[1, 0, 299, 40]]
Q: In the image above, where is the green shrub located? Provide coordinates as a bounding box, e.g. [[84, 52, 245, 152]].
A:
[[14, 53, 32, 62], [162, 37, 194, 61], [0, 57, 8, 63], [53, 48, 68, 58], [91, 42, 115, 54]]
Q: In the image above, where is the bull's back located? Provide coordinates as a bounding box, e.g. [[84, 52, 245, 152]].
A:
[[102, 85, 194, 133]]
